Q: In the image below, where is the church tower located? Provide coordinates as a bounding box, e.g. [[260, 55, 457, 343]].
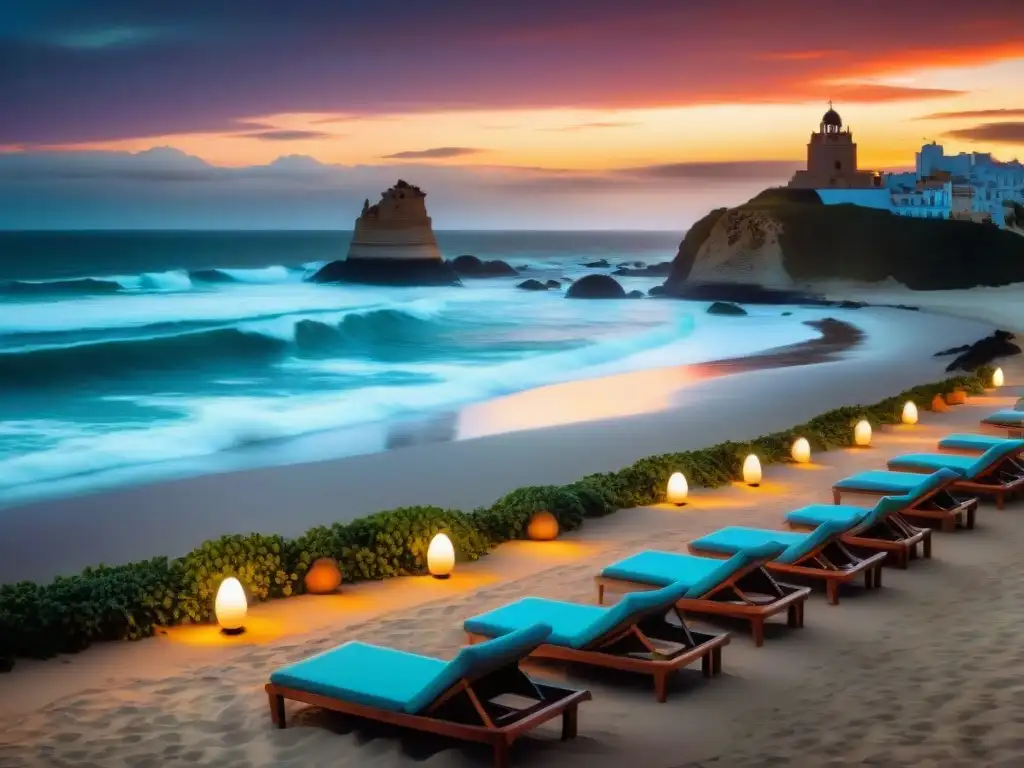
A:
[[789, 103, 880, 189]]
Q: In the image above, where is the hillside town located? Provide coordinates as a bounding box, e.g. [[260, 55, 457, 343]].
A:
[[788, 104, 1024, 227]]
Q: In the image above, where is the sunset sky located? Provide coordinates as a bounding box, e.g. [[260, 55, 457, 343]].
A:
[[3, 0, 1024, 229]]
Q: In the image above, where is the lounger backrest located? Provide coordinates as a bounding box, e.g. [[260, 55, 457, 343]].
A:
[[776, 519, 849, 564], [863, 467, 960, 526], [682, 541, 787, 598], [968, 439, 1024, 477], [578, 579, 694, 649], [405, 623, 553, 713]]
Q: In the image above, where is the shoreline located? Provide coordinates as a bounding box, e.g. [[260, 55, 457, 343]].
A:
[[0, 306, 994, 585]]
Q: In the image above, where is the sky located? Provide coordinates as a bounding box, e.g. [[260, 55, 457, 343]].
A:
[[2, 0, 1024, 229]]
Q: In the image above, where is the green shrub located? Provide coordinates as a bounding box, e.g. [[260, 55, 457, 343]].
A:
[[0, 368, 993, 670]]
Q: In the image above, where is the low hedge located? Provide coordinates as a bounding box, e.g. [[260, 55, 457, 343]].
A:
[[0, 367, 993, 670]]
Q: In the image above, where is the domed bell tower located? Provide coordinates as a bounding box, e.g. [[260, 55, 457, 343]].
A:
[[806, 102, 860, 186]]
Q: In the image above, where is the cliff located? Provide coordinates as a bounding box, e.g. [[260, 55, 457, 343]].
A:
[[664, 188, 1024, 295], [312, 180, 458, 286]]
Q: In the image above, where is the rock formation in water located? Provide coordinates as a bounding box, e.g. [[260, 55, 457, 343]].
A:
[[935, 330, 1021, 372], [565, 274, 627, 299], [661, 188, 1024, 300], [450, 255, 518, 277], [311, 180, 459, 286]]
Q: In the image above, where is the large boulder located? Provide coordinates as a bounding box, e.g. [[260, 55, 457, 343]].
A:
[[661, 187, 1024, 295], [450, 255, 518, 277], [565, 274, 627, 299], [312, 259, 459, 286], [517, 279, 548, 291]]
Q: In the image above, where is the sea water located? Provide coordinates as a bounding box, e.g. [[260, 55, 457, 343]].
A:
[[0, 231, 818, 502]]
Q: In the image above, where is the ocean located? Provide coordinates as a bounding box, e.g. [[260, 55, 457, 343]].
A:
[[0, 230, 819, 505]]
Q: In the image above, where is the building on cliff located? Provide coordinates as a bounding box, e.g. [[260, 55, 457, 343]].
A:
[[788, 104, 883, 192], [911, 141, 1024, 226], [309, 180, 459, 285]]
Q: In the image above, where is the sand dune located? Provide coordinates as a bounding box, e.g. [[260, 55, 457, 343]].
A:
[[1, 358, 1022, 767]]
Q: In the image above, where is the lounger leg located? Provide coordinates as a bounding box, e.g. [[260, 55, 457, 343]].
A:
[[268, 692, 286, 728], [874, 566, 883, 589], [832, 489, 841, 504], [997, 492, 1005, 511], [923, 532, 932, 559], [967, 507, 976, 529], [751, 618, 765, 648], [941, 515, 955, 533], [712, 646, 723, 675], [787, 603, 800, 629], [493, 740, 510, 768], [597, 584, 605, 605], [561, 704, 579, 740], [826, 580, 839, 606], [654, 672, 669, 702], [701, 652, 712, 678]]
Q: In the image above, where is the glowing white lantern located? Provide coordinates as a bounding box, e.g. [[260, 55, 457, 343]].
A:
[[742, 454, 762, 487], [215, 577, 247, 635], [854, 419, 872, 447], [427, 533, 455, 579], [993, 367, 1004, 388], [902, 401, 918, 425], [666, 472, 689, 505], [790, 438, 811, 464]]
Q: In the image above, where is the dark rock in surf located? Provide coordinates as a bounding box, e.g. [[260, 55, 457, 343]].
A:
[[451, 255, 518, 277], [565, 274, 627, 299], [707, 301, 748, 316]]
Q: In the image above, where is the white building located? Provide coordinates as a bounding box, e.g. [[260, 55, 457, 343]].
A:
[[913, 142, 1024, 225], [890, 179, 952, 220]]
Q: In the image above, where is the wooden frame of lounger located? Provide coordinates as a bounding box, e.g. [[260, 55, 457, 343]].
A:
[[832, 479, 978, 533], [466, 607, 729, 704], [594, 559, 810, 648], [980, 418, 1023, 439], [787, 508, 930, 570], [886, 455, 1024, 511], [266, 661, 591, 768], [686, 538, 886, 606]]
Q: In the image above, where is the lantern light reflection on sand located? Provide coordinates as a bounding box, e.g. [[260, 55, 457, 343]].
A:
[[427, 533, 455, 579], [902, 401, 918, 425], [742, 454, 762, 487], [666, 472, 689, 506], [790, 438, 811, 464], [215, 577, 247, 635], [854, 420, 872, 447], [993, 367, 1004, 388]]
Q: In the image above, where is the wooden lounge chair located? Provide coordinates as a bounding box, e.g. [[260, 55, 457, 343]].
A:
[[938, 433, 1024, 460], [463, 579, 730, 703], [886, 439, 1024, 510], [833, 469, 978, 532], [686, 520, 886, 606], [595, 542, 810, 647], [785, 473, 959, 568], [266, 624, 590, 768], [980, 409, 1024, 438]]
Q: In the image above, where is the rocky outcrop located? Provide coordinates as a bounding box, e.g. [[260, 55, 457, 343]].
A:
[[612, 262, 672, 277], [626, 290, 645, 299], [451, 255, 518, 277], [517, 278, 562, 291], [565, 274, 627, 299], [312, 180, 459, 286], [707, 301, 747, 316], [935, 330, 1021, 372], [582, 259, 610, 268], [662, 187, 1024, 297]]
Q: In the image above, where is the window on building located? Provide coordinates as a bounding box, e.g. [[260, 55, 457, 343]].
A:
[[834, 160, 842, 171]]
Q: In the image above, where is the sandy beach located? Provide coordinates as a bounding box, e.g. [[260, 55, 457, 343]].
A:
[[0, 349, 1020, 767], [0, 305, 998, 584], [0, 283, 1021, 767]]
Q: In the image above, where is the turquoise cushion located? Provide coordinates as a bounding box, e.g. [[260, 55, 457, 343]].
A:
[[887, 453, 974, 475], [785, 503, 867, 528], [270, 624, 551, 714], [835, 470, 938, 493], [600, 542, 786, 596], [464, 579, 694, 650], [939, 434, 1012, 453], [983, 409, 1024, 427], [691, 521, 848, 565]]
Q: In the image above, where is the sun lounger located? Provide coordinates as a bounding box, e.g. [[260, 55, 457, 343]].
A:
[[266, 624, 590, 768], [785, 473, 957, 567], [938, 433, 1024, 458], [833, 469, 978, 532], [981, 409, 1024, 437], [595, 542, 809, 647], [463, 580, 730, 702], [686, 520, 886, 606], [887, 439, 1024, 510]]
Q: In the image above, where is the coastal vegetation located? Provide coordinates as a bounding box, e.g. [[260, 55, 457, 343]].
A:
[[0, 367, 994, 671], [665, 188, 1024, 292]]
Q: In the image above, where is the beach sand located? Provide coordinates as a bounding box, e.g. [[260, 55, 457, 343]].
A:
[[1, 314, 1022, 766]]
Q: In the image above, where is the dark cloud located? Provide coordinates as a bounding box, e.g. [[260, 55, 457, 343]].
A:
[[382, 147, 484, 159], [620, 160, 803, 180], [916, 108, 1024, 120], [0, 0, 1020, 144], [243, 129, 333, 141], [944, 122, 1024, 144]]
